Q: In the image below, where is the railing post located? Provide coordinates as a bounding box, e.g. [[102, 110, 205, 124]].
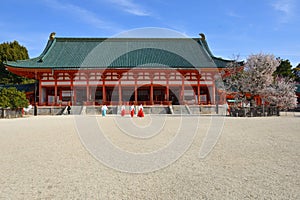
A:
[[1, 108, 4, 118], [34, 78, 38, 116]]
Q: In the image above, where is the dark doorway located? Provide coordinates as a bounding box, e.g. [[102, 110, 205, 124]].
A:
[[169, 87, 180, 105], [137, 86, 150, 101], [153, 86, 166, 102]]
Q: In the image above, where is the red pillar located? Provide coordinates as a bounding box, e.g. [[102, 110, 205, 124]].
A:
[[212, 73, 216, 105], [134, 74, 138, 104], [54, 74, 58, 105], [86, 72, 90, 103], [37, 73, 42, 106], [150, 74, 154, 105], [102, 74, 106, 103], [70, 73, 75, 106], [181, 73, 185, 104], [118, 73, 122, 105], [197, 74, 200, 105], [166, 73, 169, 102]]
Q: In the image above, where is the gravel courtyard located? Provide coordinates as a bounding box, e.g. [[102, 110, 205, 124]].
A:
[[0, 115, 299, 199]]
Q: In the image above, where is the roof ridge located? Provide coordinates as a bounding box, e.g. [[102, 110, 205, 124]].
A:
[[5, 35, 235, 69], [38, 39, 56, 62], [54, 37, 200, 40]]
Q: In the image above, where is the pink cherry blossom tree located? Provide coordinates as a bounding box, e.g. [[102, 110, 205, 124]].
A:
[[224, 53, 297, 110], [261, 77, 297, 110]]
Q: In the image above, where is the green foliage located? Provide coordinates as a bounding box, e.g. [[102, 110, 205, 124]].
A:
[[0, 87, 29, 109], [0, 41, 29, 61], [0, 41, 35, 84], [292, 64, 300, 83], [273, 59, 295, 79]]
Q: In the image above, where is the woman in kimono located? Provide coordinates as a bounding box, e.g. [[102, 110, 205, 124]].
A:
[[137, 104, 144, 117], [130, 104, 135, 117], [121, 105, 126, 116]]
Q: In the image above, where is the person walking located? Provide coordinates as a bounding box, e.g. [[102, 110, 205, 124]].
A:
[[121, 105, 126, 116], [67, 102, 71, 115], [137, 104, 144, 117], [224, 101, 230, 116], [101, 104, 108, 116], [130, 104, 135, 117]]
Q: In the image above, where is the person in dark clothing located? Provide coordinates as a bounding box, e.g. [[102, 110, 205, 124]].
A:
[[67, 102, 71, 115]]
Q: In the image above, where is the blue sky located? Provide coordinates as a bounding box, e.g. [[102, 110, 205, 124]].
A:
[[1, 0, 299, 66]]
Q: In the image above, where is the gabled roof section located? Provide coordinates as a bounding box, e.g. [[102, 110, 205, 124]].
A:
[[5, 33, 234, 70]]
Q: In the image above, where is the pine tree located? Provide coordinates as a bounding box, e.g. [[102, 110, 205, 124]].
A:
[[0, 87, 29, 109], [273, 59, 295, 79], [0, 41, 34, 84]]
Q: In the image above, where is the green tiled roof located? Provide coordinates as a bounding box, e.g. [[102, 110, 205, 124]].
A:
[[6, 37, 232, 69], [109, 48, 193, 68]]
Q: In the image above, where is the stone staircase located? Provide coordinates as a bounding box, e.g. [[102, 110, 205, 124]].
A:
[[69, 106, 83, 115], [147, 106, 171, 114], [59, 105, 223, 115], [172, 105, 191, 115], [116, 105, 172, 115]]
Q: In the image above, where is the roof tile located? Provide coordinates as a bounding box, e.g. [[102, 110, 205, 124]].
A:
[[6, 37, 232, 69]]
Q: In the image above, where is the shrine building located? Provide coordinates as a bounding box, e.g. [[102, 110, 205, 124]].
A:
[[5, 33, 234, 106]]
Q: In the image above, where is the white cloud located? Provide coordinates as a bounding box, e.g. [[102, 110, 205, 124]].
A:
[[107, 0, 151, 16], [42, 0, 117, 30], [226, 11, 242, 19], [271, 0, 296, 23], [272, 0, 291, 14]]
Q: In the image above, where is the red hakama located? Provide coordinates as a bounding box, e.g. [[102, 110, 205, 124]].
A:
[[121, 109, 126, 116], [137, 108, 144, 117], [130, 109, 135, 117]]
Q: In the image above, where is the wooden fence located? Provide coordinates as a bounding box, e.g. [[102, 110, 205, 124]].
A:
[[229, 106, 280, 117], [0, 108, 23, 118]]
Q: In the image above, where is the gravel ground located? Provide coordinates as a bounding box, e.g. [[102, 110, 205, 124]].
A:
[[0, 115, 299, 199]]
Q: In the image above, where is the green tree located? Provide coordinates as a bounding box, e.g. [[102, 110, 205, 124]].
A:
[[0, 41, 34, 84], [292, 64, 300, 83], [0, 87, 29, 109], [273, 58, 295, 79]]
